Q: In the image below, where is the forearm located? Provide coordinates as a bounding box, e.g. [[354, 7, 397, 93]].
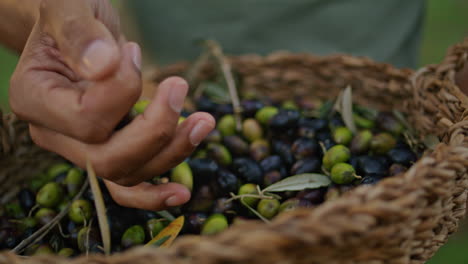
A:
[[0, 0, 39, 53]]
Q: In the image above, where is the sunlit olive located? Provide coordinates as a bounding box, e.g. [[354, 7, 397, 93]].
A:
[[242, 118, 263, 142], [332, 127, 353, 146], [68, 199, 93, 224], [257, 199, 280, 219], [207, 143, 232, 166], [201, 214, 228, 235], [34, 208, 57, 226], [322, 145, 350, 170], [370, 133, 397, 154], [350, 130, 372, 154], [255, 106, 279, 125], [65, 168, 85, 197], [146, 219, 167, 238], [170, 162, 193, 191], [223, 135, 249, 156], [330, 163, 357, 184], [36, 182, 64, 208], [121, 225, 146, 249], [58, 248, 75, 257], [217, 114, 236, 136], [250, 139, 270, 161]]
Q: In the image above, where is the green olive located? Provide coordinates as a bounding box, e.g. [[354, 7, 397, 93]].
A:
[[353, 113, 375, 129], [281, 100, 299, 110], [333, 127, 353, 145], [256, 199, 280, 219], [217, 114, 236, 136], [36, 182, 64, 208], [32, 244, 54, 256], [146, 218, 167, 238], [278, 198, 301, 213], [242, 118, 263, 142], [29, 173, 48, 192], [121, 225, 146, 249], [370, 132, 397, 154], [350, 130, 373, 154], [330, 163, 357, 184], [178, 116, 186, 124], [170, 162, 193, 191], [77, 226, 101, 253], [322, 145, 350, 170], [201, 214, 228, 235], [238, 183, 259, 207], [255, 106, 279, 125], [68, 199, 93, 224], [17, 217, 37, 231], [34, 208, 57, 226], [65, 168, 85, 197], [133, 99, 150, 114], [46, 163, 71, 181], [207, 143, 232, 166], [58, 247, 75, 257]]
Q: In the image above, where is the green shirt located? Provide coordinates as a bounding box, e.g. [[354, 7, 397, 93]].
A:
[[126, 0, 425, 68]]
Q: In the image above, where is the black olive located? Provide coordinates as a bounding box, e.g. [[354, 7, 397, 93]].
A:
[[53, 171, 68, 183], [357, 156, 387, 177], [388, 147, 417, 166], [196, 96, 218, 113], [183, 185, 215, 213], [291, 137, 319, 159], [298, 117, 328, 131], [184, 213, 208, 234], [241, 100, 264, 117], [231, 158, 263, 185], [361, 175, 383, 185], [290, 158, 321, 175], [214, 169, 239, 196], [215, 104, 234, 116], [263, 171, 283, 186], [259, 155, 284, 173], [188, 158, 219, 186], [223, 135, 249, 156], [272, 141, 295, 167], [296, 188, 326, 204], [268, 109, 300, 130], [18, 188, 35, 212]]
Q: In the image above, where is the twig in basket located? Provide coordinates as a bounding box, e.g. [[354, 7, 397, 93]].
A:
[[204, 39, 243, 131], [86, 159, 111, 255], [11, 179, 89, 254]]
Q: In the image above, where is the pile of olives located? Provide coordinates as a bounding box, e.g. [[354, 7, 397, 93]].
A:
[[0, 95, 420, 256]]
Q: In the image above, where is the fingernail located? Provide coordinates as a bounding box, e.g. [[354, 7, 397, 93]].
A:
[[81, 40, 116, 77], [165, 195, 182, 207], [169, 80, 188, 113], [129, 43, 141, 70], [189, 120, 213, 146]]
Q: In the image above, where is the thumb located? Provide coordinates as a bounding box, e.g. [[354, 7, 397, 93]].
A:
[[39, 0, 120, 80]]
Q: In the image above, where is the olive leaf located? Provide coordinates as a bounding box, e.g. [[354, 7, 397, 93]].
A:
[[86, 159, 111, 255], [146, 235, 171, 247], [263, 174, 332, 193], [340, 85, 357, 133], [156, 210, 176, 221], [145, 216, 184, 248]]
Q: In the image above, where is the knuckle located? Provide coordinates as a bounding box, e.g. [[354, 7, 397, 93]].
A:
[[153, 127, 173, 143]]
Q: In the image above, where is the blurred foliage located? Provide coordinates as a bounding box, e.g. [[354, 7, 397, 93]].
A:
[[0, 1, 467, 262]]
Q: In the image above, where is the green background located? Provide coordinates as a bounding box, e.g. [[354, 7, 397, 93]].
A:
[[0, 1, 467, 262]]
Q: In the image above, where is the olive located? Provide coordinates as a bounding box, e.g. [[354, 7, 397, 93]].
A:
[[68, 199, 93, 224], [46, 163, 71, 182], [195, 96, 218, 113], [17, 217, 37, 231], [290, 157, 321, 175], [269, 109, 300, 130], [223, 135, 249, 156], [260, 155, 284, 173], [389, 164, 408, 176], [250, 139, 270, 161], [350, 130, 372, 154], [263, 171, 282, 186], [256, 199, 280, 219], [255, 106, 279, 125], [207, 143, 232, 166], [241, 100, 264, 117], [242, 118, 263, 142], [296, 188, 326, 204], [34, 208, 56, 226], [238, 183, 259, 207], [48, 233, 65, 252], [29, 175, 48, 192], [188, 158, 219, 185], [232, 158, 263, 184], [170, 162, 193, 191], [330, 163, 357, 184], [178, 116, 187, 125], [377, 112, 404, 135], [58, 248, 75, 257], [203, 129, 222, 144], [17, 188, 35, 213], [217, 114, 236, 136], [299, 117, 328, 131], [357, 156, 388, 177], [278, 198, 301, 213], [5, 202, 25, 219], [121, 225, 145, 249], [353, 113, 375, 129], [185, 212, 208, 234], [36, 182, 64, 208], [213, 198, 237, 219], [272, 141, 295, 166], [328, 115, 345, 130], [133, 99, 150, 114], [322, 145, 351, 170], [184, 185, 215, 213], [361, 175, 383, 185], [77, 226, 102, 253], [53, 170, 68, 183], [215, 103, 234, 116], [65, 168, 85, 197], [332, 127, 353, 146], [201, 214, 228, 235], [387, 147, 417, 166], [214, 169, 239, 196], [281, 100, 298, 110], [291, 137, 319, 159], [106, 205, 134, 242], [146, 219, 167, 238], [193, 149, 208, 159], [32, 244, 54, 256], [298, 126, 316, 138], [370, 133, 397, 154]]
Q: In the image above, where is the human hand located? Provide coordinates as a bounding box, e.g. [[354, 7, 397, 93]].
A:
[[9, 0, 215, 210]]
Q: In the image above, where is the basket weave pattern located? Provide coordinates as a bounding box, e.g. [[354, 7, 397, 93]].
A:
[[0, 39, 467, 264]]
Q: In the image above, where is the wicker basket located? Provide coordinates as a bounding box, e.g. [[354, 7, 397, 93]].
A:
[[1, 38, 467, 264]]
